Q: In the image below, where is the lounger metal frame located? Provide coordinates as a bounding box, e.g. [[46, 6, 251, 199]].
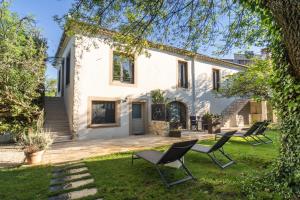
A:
[[215, 122, 264, 146], [132, 140, 198, 187], [252, 121, 272, 144], [193, 131, 236, 169]]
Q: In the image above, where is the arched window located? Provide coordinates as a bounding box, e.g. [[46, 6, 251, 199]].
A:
[[167, 101, 187, 129]]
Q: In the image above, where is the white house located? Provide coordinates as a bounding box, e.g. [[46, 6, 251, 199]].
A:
[[53, 27, 269, 140]]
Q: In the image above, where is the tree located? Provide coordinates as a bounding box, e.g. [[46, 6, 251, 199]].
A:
[[57, 0, 300, 198], [216, 58, 272, 100], [0, 1, 47, 138], [45, 78, 57, 97]]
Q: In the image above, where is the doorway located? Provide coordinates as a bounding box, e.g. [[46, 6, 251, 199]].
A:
[[167, 101, 187, 129], [131, 102, 146, 135]]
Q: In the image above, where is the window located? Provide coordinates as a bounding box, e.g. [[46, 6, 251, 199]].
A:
[[57, 69, 61, 92], [178, 61, 188, 88], [66, 51, 71, 86], [132, 104, 142, 119], [113, 52, 134, 84], [212, 69, 220, 90], [91, 101, 117, 125]]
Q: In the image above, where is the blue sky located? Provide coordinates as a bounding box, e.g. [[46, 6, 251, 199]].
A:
[[9, 0, 261, 80]]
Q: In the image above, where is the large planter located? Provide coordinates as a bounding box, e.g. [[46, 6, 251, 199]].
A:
[[24, 150, 45, 164], [169, 130, 181, 137]]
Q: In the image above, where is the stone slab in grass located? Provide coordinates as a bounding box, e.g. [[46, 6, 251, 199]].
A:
[[50, 173, 91, 185], [52, 167, 89, 177], [48, 188, 98, 200], [49, 178, 94, 192], [52, 163, 85, 173]]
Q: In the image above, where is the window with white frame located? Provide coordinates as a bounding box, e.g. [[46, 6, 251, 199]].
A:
[[113, 52, 134, 84]]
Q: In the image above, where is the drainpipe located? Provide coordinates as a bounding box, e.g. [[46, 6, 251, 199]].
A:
[[191, 55, 196, 116]]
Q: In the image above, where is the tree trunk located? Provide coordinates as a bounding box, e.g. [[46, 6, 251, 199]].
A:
[[266, 0, 300, 78]]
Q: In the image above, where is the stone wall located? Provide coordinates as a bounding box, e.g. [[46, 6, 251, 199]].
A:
[[149, 121, 169, 136]]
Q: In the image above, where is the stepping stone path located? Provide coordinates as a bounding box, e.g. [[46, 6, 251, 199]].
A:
[[48, 162, 102, 200]]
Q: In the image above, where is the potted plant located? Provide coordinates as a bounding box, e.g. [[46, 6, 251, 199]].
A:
[[169, 119, 182, 137], [18, 129, 53, 164]]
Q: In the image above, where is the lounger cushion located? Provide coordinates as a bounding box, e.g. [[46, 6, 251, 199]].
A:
[[191, 144, 211, 153], [135, 150, 163, 164]]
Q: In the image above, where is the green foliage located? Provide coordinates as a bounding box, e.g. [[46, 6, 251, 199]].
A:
[[45, 78, 57, 97], [202, 112, 221, 120], [150, 89, 167, 104], [0, 1, 47, 138], [216, 58, 272, 100], [18, 129, 53, 153], [59, 0, 267, 55], [238, 0, 300, 198]]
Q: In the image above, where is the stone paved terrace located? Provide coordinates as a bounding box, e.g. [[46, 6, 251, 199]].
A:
[[42, 131, 213, 164], [0, 144, 24, 168]]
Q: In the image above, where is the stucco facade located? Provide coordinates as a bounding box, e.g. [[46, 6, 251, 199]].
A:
[[56, 34, 246, 140]]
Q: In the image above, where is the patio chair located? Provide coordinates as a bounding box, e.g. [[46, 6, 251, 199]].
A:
[[190, 115, 198, 131], [252, 120, 272, 144], [215, 122, 264, 146], [191, 130, 237, 169], [132, 139, 198, 187]]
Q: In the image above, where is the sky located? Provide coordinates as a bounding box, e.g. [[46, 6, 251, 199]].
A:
[[9, 0, 261, 80]]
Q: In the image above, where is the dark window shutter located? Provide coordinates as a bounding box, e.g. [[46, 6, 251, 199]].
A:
[[66, 51, 71, 85]]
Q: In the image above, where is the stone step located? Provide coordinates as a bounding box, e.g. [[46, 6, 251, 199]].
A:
[[49, 178, 94, 192], [49, 130, 70, 133], [48, 130, 71, 133], [48, 188, 98, 200], [52, 163, 86, 173], [52, 167, 89, 178], [45, 127, 70, 130], [49, 131, 71, 134], [44, 97, 70, 143], [52, 135, 73, 142], [46, 127, 70, 130], [50, 173, 91, 185], [45, 114, 68, 117], [45, 120, 69, 123], [52, 134, 72, 138], [48, 128, 71, 131], [46, 124, 70, 127]]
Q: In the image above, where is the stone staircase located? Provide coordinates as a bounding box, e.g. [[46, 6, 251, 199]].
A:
[[44, 97, 73, 143], [221, 98, 249, 127]]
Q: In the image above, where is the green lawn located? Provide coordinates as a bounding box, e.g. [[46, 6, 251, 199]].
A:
[[0, 130, 280, 200], [86, 129, 280, 200], [0, 165, 51, 200]]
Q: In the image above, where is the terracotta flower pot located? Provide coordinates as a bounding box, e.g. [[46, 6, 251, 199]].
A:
[[24, 150, 45, 164]]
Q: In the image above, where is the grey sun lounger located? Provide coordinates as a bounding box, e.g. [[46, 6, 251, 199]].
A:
[[191, 130, 237, 169], [132, 139, 198, 187], [215, 122, 264, 146]]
